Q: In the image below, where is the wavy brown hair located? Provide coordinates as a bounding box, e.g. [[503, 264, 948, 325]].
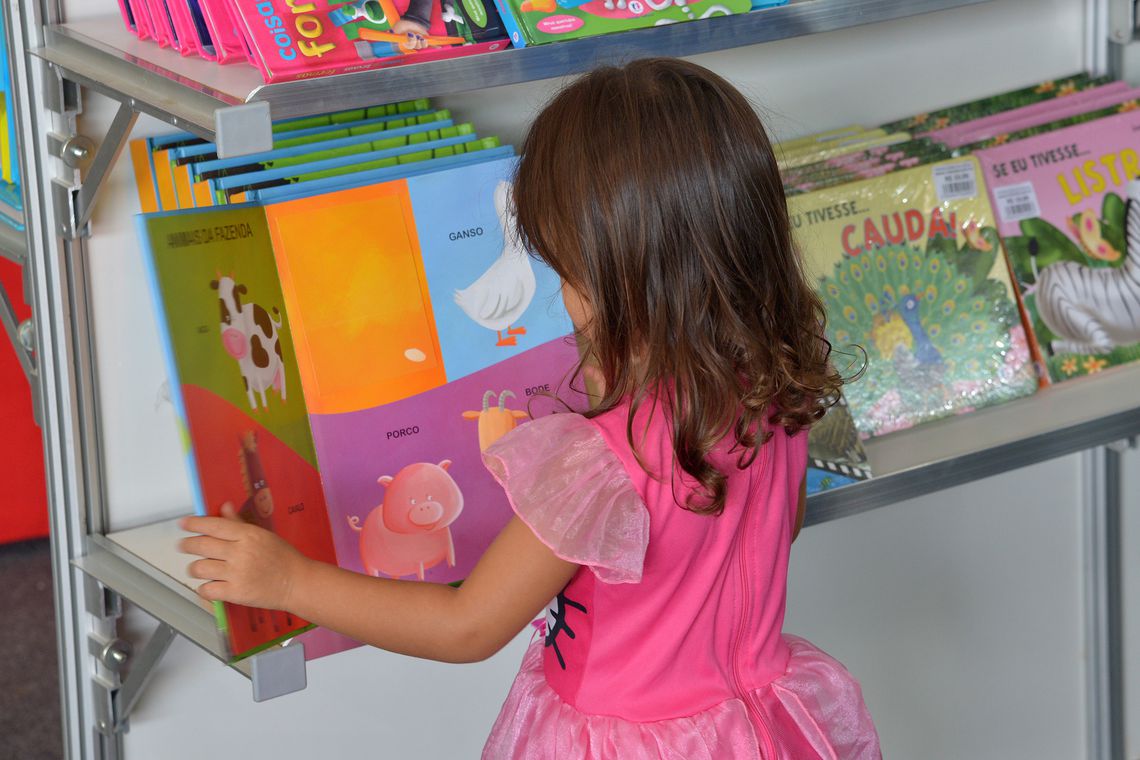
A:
[[514, 58, 843, 516]]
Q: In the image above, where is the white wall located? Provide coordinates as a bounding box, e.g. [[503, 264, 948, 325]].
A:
[[787, 456, 1087, 760], [56, 0, 1122, 758]]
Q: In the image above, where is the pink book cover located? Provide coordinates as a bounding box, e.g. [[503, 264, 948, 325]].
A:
[[975, 109, 1140, 383], [116, 0, 145, 38], [932, 82, 1135, 148], [226, 0, 508, 84], [166, 0, 207, 57], [123, 0, 157, 40], [920, 81, 1129, 143], [200, 0, 253, 63], [144, 0, 179, 48]]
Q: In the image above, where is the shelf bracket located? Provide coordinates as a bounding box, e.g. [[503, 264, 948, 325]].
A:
[[52, 101, 137, 238], [85, 574, 179, 753], [0, 276, 37, 385]]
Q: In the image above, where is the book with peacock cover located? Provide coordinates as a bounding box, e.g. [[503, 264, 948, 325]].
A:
[[790, 158, 1038, 438], [975, 110, 1140, 383]]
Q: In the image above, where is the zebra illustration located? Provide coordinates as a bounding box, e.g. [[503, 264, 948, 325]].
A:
[[1032, 179, 1140, 355]]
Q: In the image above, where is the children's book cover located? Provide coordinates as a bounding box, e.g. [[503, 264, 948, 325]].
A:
[[493, 0, 748, 47], [791, 158, 1037, 438], [225, 0, 508, 83], [138, 205, 340, 660], [262, 157, 579, 592], [806, 396, 870, 494], [879, 73, 1104, 134], [141, 155, 581, 660], [929, 82, 1135, 148], [975, 110, 1140, 382]]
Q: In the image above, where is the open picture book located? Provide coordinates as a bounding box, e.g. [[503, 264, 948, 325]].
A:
[[140, 154, 582, 660]]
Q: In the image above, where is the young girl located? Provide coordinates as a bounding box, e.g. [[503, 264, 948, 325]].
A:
[[181, 58, 881, 758]]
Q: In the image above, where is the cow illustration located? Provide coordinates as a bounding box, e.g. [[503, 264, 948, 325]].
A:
[[209, 276, 286, 410], [346, 460, 464, 580]]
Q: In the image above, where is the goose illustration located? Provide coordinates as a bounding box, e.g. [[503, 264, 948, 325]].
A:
[[454, 181, 536, 347]]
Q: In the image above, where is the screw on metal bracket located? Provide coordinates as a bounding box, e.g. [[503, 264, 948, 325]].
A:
[[97, 639, 132, 674], [60, 135, 95, 170], [17, 319, 34, 354]]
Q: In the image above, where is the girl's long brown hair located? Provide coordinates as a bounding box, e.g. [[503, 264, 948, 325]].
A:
[[514, 58, 843, 516]]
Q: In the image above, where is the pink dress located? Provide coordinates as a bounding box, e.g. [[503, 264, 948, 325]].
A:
[[480, 402, 881, 759]]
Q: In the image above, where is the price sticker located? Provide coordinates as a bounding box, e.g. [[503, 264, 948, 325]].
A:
[[933, 161, 978, 202], [993, 182, 1041, 224]]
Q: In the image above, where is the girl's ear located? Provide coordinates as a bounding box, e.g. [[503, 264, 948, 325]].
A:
[[378, 475, 394, 487], [438, 459, 452, 471]]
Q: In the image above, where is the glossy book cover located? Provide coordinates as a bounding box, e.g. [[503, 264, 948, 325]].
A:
[[975, 110, 1140, 382], [226, 0, 508, 83], [139, 156, 581, 660], [790, 158, 1037, 438]]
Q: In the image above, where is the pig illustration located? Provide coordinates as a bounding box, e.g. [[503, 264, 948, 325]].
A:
[[346, 460, 464, 580]]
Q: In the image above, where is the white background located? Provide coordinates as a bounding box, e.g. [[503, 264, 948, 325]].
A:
[[54, 0, 1140, 757]]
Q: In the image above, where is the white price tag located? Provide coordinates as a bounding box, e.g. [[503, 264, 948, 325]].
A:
[[993, 182, 1041, 223], [933, 161, 978, 202]]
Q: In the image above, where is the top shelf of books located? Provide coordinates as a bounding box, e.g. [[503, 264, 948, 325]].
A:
[[36, 0, 991, 146]]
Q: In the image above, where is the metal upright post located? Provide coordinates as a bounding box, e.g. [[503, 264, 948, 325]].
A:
[[1082, 443, 1130, 760]]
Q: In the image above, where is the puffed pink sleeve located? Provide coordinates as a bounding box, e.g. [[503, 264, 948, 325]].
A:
[[482, 413, 649, 584]]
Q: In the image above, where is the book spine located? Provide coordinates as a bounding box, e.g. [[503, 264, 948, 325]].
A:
[[491, 0, 529, 48]]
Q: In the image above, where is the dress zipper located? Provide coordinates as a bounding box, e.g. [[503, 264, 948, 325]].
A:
[[731, 504, 778, 758]]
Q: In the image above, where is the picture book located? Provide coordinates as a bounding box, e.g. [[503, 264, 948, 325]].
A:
[[0, 10, 22, 230], [929, 82, 1136, 148], [116, 0, 150, 38], [208, 129, 493, 201], [139, 155, 581, 659], [776, 125, 870, 154], [0, 9, 20, 189], [963, 96, 1140, 152], [879, 73, 1105, 134], [198, 0, 253, 62], [238, 143, 514, 202], [806, 396, 871, 494], [790, 158, 1038, 438], [975, 110, 1140, 383], [168, 0, 211, 58], [188, 120, 463, 182], [129, 101, 446, 212], [225, 0, 509, 83], [493, 0, 748, 47], [778, 132, 911, 171], [144, 0, 179, 49]]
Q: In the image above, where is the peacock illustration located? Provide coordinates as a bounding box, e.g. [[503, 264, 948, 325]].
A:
[[819, 229, 1033, 437]]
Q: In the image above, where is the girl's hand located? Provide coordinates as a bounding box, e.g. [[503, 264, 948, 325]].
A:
[[179, 504, 309, 611], [391, 19, 429, 50]]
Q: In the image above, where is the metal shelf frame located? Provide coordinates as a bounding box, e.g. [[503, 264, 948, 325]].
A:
[[34, 0, 997, 157], [9, 0, 1140, 758]]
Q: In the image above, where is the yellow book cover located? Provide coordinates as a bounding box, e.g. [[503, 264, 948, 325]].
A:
[[779, 131, 909, 170], [776, 124, 870, 154], [128, 139, 160, 214], [790, 157, 1037, 437]]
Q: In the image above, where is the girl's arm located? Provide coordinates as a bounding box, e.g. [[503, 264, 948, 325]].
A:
[[792, 477, 807, 542], [179, 509, 578, 664]]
